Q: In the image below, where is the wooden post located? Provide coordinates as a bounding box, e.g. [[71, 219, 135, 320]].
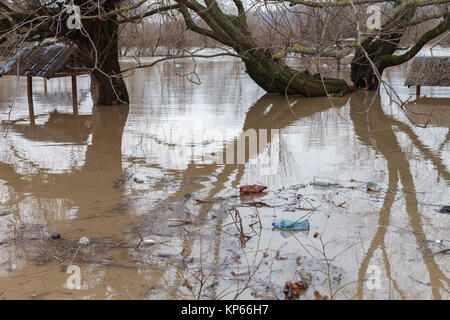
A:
[[336, 59, 341, 78], [71, 57, 78, 115], [72, 74, 78, 115], [27, 76, 35, 125], [43, 78, 47, 94], [416, 85, 421, 97]]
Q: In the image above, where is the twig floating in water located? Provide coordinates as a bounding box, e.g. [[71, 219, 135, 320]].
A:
[[168, 218, 196, 226]]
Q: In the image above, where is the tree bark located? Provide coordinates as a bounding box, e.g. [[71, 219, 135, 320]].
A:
[[351, 10, 449, 89], [178, 2, 352, 97], [70, 1, 129, 105], [242, 49, 352, 96], [350, 3, 416, 89]]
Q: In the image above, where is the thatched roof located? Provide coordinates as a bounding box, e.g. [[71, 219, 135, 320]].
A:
[[0, 45, 79, 78], [405, 56, 450, 87]]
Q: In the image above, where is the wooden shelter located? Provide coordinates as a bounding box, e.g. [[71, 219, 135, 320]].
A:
[[405, 56, 450, 97], [0, 45, 89, 124]]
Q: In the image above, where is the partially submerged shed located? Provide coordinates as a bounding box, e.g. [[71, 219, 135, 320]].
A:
[[405, 56, 450, 96], [0, 45, 89, 123]]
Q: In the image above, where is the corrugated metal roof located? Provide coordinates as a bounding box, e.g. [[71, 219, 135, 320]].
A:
[[404, 56, 450, 86], [0, 45, 75, 77]]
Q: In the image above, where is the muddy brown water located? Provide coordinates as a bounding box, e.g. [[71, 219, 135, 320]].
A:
[[0, 56, 449, 299]]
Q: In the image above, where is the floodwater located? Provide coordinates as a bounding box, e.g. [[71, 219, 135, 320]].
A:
[[0, 53, 449, 300]]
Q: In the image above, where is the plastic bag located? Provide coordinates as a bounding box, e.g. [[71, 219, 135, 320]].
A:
[[272, 219, 310, 231]]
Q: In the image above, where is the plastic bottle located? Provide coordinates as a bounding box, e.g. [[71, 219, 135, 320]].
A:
[[313, 176, 338, 187], [272, 219, 310, 230]]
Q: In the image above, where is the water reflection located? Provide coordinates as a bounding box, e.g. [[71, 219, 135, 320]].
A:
[[350, 92, 450, 299], [0, 58, 448, 299], [0, 105, 129, 235]]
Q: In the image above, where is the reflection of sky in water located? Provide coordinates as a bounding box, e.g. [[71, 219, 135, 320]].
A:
[[0, 46, 448, 299]]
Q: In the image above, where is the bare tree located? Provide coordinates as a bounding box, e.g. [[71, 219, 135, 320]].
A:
[[0, 0, 448, 105], [0, 0, 178, 105]]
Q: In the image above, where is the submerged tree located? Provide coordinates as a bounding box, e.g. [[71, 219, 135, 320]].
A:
[[0, 0, 448, 104], [281, 0, 450, 89], [0, 0, 178, 105], [175, 0, 353, 96]]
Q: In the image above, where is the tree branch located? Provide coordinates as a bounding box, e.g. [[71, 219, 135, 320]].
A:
[[379, 12, 450, 68], [283, 0, 450, 8]]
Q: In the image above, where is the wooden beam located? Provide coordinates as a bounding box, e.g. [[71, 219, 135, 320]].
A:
[[416, 85, 421, 97], [72, 75, 78, 115], [47, 71, 89, 79], [27, 76, 35, 125], [43, 78, 47, 94]]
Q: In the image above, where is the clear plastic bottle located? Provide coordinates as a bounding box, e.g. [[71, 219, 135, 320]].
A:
[[313, 176, 338, 187]]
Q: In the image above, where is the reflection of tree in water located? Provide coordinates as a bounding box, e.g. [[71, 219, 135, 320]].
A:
[[142, 94, 350, 298], [0, 105, 129, 222], [0, 106, 130, 283], [350, 92, 450, 299], [2, 89, 447, 298], [169, 94, 350, 201]]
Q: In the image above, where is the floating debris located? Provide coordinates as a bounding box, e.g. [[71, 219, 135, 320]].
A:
[[313, 176, 339, 187], [168, 218, 196, 226], [275, 250, 288, 260], [194, 197, 220, 204], [78, 237, 90, 246], [132, 173, 147, 184], [272, 219, 310, 231], [239, 185, 267, 194], [231, 270, 250, 277], [366, 181, 381, 192], [439, 206, 450, 214], [51, 233, 61, 240], [283, 280, 309, 299], [313, 290, 328, 300], [143, 238, 156, 246], [0, 210, 13, 217], [113, 174, 132, 189]]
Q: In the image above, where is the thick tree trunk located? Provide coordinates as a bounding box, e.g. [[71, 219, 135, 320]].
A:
[[350, 4, 417, 89], [71, 0, 129, 105], [87, 44, 129, 105], [0, 0, 129, 105], [350, 10, 449, 90], [179, 3, 352, 97], [350, 36, 401, 89], [242, 49, 352, 97]]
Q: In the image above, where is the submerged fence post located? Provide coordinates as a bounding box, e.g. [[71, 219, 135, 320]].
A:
[[71, 57, 78, 115], [72, 74, 78, 115], [27, 76, 35, 125]]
